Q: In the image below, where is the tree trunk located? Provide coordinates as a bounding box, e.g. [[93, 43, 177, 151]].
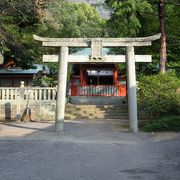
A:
[[158, 0, 167, 74]]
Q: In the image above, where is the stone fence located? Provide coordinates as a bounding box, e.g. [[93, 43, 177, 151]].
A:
[[0, 84, 57, 121]]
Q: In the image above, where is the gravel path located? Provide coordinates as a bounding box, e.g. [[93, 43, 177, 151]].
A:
[[0, 121, 180, 180]]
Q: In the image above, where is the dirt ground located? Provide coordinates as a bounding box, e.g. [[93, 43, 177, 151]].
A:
[[0, 121, 179, 142]]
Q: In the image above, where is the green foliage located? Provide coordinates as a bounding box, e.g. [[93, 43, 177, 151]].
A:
[[0, 0, 179, 76], [138, 71, 180, 117], [32, 72, 53, 87], [105, 0, 160, 74], [105, 0, 153, 37], [0, 0, 38, 26], [105, 0, 180, 74], [45, 0, 105, 38], [141, 115, 180, 132], [0, 0, 41, 67], [0, 0, 106, 70], [165, 4, 180, 70]]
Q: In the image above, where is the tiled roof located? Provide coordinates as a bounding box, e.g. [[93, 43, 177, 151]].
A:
[[0, 64, 50, 75]]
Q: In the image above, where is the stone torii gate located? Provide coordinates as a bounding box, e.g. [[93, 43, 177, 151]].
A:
[[33, 34, 160, 133]]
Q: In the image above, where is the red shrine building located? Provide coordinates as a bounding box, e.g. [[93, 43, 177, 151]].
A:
[[70, 64, 126, 97]]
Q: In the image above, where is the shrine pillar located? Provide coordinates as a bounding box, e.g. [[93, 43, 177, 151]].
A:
[[113, 66, 119, 85]]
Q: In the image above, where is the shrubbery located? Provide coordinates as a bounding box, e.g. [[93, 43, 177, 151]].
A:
[[138, 71, 180, 117], [142, 115, 180, 132], [32, 72, 53, 87], [138, 71, 180, 131]]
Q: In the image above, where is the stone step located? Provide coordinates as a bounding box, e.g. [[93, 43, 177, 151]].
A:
[[65, 113, 128, 119], [70, 96, 126, 105], [65, 119, 129, 125], [65, 108, 128, 114], [104, 115, 128, 119], [65, 111, 128, 115], [66, 104, 128, 110], [65, 114, 128, 121], [65, 109, 128, 113]]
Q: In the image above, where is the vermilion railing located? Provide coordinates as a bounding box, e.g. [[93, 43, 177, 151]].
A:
[[80, 85, 121, 96]]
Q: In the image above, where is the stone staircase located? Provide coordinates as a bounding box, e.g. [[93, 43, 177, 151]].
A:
[[65, 96, 129, 126], [65, 104, 128, 122]]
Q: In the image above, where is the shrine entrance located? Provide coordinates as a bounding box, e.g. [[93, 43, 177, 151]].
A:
[[34, 34, 160, 133], [70, 64, 124, 97]]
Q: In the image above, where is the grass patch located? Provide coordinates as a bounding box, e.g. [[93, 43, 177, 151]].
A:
[[141, 115, 180, 132]]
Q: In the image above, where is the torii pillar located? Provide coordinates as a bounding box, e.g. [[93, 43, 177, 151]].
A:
[[126, 46, 138, 132], [33, 34, 160, 133], [56, 46, 68, 132]]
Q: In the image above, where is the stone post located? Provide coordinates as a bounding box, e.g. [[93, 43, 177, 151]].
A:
[[55, 46, 68, 133], [126, 46, 138, 132], [16, 81, 25, 121]]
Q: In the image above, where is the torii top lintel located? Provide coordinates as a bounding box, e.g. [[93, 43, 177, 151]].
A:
[[33, 34, 161, 47]]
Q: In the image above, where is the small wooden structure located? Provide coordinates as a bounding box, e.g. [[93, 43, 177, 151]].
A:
[[70, 64, 126, 97], [0, 61, 49, 87]]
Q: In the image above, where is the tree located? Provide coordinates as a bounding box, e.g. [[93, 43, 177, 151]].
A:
[[149, 0, 180, 74], [45, 0, 105, 38], [158, 0, 166, 74], [105, 0, 153, 37], [0, 0, 106, 68], [0, 0, 40, 67], [105, 0, 180, 74], [163, 1, 180, 75]]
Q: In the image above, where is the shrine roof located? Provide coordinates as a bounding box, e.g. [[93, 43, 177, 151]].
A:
[[0, 64, 50, 75]]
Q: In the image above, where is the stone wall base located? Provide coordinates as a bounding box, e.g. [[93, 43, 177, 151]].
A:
[[0, 101, 56, 122]]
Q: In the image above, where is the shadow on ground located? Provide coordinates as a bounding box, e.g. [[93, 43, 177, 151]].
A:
[[0, 120, 179, 144]]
